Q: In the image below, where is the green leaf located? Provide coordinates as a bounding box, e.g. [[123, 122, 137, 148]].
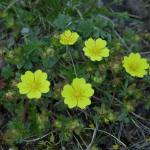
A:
[[53, 14, 72, 30], [42, 57, 60, 68], [77, 19, 94, 37], [1, 66, 14, 80]]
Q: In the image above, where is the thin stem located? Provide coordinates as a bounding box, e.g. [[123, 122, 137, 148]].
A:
[[74, 7, 84, 20], [92, 95, 100, 101], [140, 51, 150, 55], [113, 29, 131, 52], [85, 128, 127, 148], [86, 123, 99, 150], [66, 46, 77, 77], [4, 0, 18, 11], [73, 135, 84, 150], [24, 132, 52, 143]]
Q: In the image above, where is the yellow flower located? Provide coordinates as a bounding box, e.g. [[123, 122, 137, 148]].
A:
[[83, 38, 110, 61], [61, 78, 94, 109], [60, 30, 79, 45], [17, 70, 50, 99], [122, 53, 149, 78]]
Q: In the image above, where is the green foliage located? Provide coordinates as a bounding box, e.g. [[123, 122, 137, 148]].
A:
[[94, 104, 116, 124], [1, 66, 14, 80], [0, 0, 150, 149], [3, 101, 50, 145], [54, 14, 72, 30], [54, 115, 83, 141], [77, 19, 94, 37]]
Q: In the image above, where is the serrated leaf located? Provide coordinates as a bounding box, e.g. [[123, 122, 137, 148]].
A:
[[53, 14, 72, 30], [77, 19, 94, 37], [1, 66, 14, 80]]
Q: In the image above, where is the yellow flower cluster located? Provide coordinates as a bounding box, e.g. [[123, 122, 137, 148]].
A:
[[17, 29, 150, 109], [60, 30, 79, 45], [83, 38, 110, 61], [17, 70, 50, 99], [122, 53, 149, 78], [61, 78, 94, 109]]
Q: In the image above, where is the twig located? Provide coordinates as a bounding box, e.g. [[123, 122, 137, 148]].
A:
[[128, 14, 142, 19], [131, 117, 145, 139], [0, 145, 4, 150], [85, 128, 127, 148], [79, 135, 88, 147], [92, 95, 100, 101], [136, 120, 150, 133], [22, 99, 29, 122], [118, 122, 123, 140], [113, 29, 131, 52], [129, 140, 150, 149], [66, 46, 77, 77], [24, 132, 51, 143], [131, 112, 150, 121], [140, 51, 150, 55], [4, 0, 18, 11], [73, 135, 84, 150], [86, 123, 99, 150], [74, 7, 84, 20]]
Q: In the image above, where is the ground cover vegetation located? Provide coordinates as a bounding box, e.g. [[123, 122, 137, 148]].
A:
[[0, 0, 150, 149]]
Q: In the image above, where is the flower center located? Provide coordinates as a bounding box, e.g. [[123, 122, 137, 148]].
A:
[[65, 32, 72, 38], [74, 90, 83, 99], [92, 44, 103, 55], [31, 81, 41, 91], [129, 63, 138, 71]]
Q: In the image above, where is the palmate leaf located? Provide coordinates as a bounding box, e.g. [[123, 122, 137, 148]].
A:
[[42, 57, 60, 68], [77, 19, 94, 37], [1, 66, 14, 80], [22, 39, 45, 56], [53, 14, 72, 30]]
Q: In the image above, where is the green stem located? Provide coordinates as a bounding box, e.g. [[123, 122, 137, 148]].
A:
[[66, 46, 77, 77]]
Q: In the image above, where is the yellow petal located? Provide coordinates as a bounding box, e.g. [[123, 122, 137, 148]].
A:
[[27, 90, 41, 99], [69, 32, 79, 45], [83, 47, 92, 57], [77, 98, 91, 109], [130, 53, 141, 60], [64, 30, 72, 37], [83, 47, 102, 61], [34, 70, 47, 82], [72, 78, 94, 97], [90, 55, 102, 61], [83, 83, 94, 97], [140, 58, 149, 69], [96, 38, 107, 49], [72, 32, 79, 39], [60, 34, 67, 45], [122, 56, 128, 65], [135, 72, 146, 78], [72, 78, 86, 90], [17, 82, 30, 94], [85, 38, 95, 49], [100, 47, 110, 57], [61, 84, 74, 98], [21, 71, 34, 83], [64, 97, 77, 108], [39, 81, 50, 93]]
